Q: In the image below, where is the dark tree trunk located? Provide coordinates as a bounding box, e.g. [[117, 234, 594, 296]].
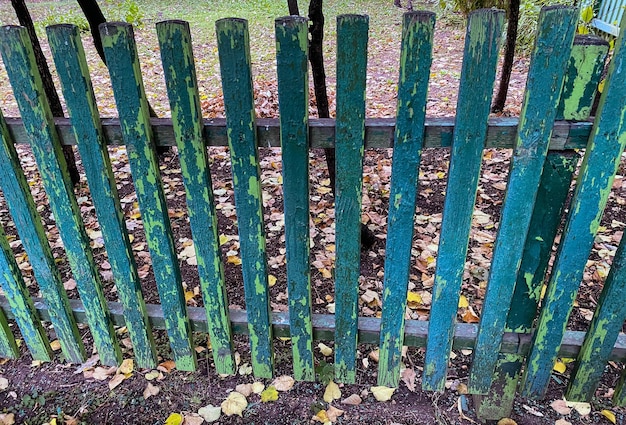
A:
[[308, 0, 376, 249], [491, 0, 520, 113], [11, 0, 81, 185], [287, 0, 300, 15]]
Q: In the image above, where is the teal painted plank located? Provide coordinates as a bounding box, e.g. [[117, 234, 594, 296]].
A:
[[0, 107, 84, 363], [0, 25, 121, 366], [377, 11, 435, 388], [423, 9, 505, 391], [476, 152, 577, 420], [216, 18, 273, 378], [0, 306, 17, 359], [275, 16, 315, 381], [469, 6, 578, 394], [0, 221, 50, 360], [478, 34, 606, 418], [46, 24, 157, 369], [521, 12, 626, 398], [157, 20, 235, 375], [333, 14, 369, 384], [100, 22, 196, 371], [566, 235, 626, 401]]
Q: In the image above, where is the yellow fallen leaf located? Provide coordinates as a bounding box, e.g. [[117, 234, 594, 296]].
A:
[[119, 358, 133, 375], [164, 413, 183, 425], [458, 295, 469, 308], [185, 290, 195, 302], [219, 234, 229, 245], [143, 383, 160, 400], [496, 419, 517, 425], [407, 291, 422, 304], [323, 381, 341, 403], [601, 409, 616, 424], [553, 360, 567, 374], [318, 343, 333, 357], [321, 268, 332, 278], [227, 255, 242, 265], [145, 370, 160, 381], [312, 410, 330, 424], [268, 274, 277, 287], [371, 385, 395, 402], [221, 392, 247, 417], [50, 340, 61, 351], [565, 400, 591, 416], [272, 375, 295, 391], [261, 386, 279, 402]]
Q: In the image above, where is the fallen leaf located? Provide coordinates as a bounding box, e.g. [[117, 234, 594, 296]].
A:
[[164, 413, 183, 425], [456, 383, 468, 395], [522, 404, 544, 417], [565, 400, 591, 416], [158, 360, 176, 373], [0, 377, 8, 390], [553, 360, 567, 374], [261, 386, 279, 402], [221, 391, 247, 417], [268, 274, 277, 287], [496, 419, 517, 425], [198, 405, 221, 423], [400, 368, 416, 392], [235, 383, 253, 397], [369, 349, 380, 363], [63, 279, 77, 291], [323, 381, 341, 403], [251, 382, 265, 394], [50, 340, 61, 351], [0, 413, 14, 425], [461, 307, 480, 323], [312, 410, 330, 424], [407, 291, 422, 306], [458, 295, 469, 308], [554, 420, 572, 425], [108, 373, 126, 390], [182, 415, 203, 425], [601, 410, 616, 424], [341, 394, 362, 405], [145, 370, 160, 381], [119, 358, 133, 375], [143, 383, 159, 400], [550, 399, 571, 415], [272, 375, 295, 391], [371, 386, 395, 402], [238, 363, 252, 375], [326, 406, 344, 422], [318, 343, 333, 357]]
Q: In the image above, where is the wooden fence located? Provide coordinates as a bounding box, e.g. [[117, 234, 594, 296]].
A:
[[593, 0, 625, 36], [0, 5, 625, 420]]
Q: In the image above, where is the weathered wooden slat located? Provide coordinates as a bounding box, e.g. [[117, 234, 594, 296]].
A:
[[475, 152, 577, 419], [4, 117, 594, 150], [566, 235, 626, 402], [100, 22, 196, 371], [0, 306, 17, 359], [477, 33, 607, 418], [0, 25, 121, 366], [0, 197, 51, 360], [423, 8, 504, 391], [377, 11, 435, 388], [4, 296, 626, 362], [216, 18, 273, 378], [521, 12, 626, 398], [0, 110, 84, 363], [469, 6, 578, 394], [334, 14, 369, 384], [156, 20, 235, 375], [275, 16, 315, 381], [47, 24, 157, 370]]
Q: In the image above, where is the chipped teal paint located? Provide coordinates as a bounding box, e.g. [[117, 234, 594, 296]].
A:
[[0, 198, 51, 360], [521, 12, 626, 398], [100, 22, 196, 371], [157, 20, 235, 375], [0, 306, 17, 359], [0, 107, 84, 363], [469, 6, 578, 394], [477, 152, 576, 420], [0, 25, 121, 366], [47, 24, 157, 369], [555, 35, 609, 121], [423, 9, 504, 392], [334, 14, 368, 384], [377, 11, 434, 388], [275, 16, 314, 381], [566, 235, 626, 401], [216, 18, 273, 378]]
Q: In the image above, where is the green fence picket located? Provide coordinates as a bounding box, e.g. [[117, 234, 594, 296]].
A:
[[100, 22, 196, 371], [46, 24, 157, 369], [0, 25, 121, 366], [0, 306, 17, 359], [423, 9, 504, 391], [477, 34, 607, 419], [377, 11, 435, 388], [157, 20, 235, 375], [216, 18, 273, 378], [334, 14, 369, 384], [521, 13, 626, 398], [275, 15, 315, 381], [469, 6, 578, 394]]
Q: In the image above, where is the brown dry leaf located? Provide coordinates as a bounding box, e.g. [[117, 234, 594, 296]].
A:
[[272, 375, 295, 392], [92, 367, 114, 381], [143, 383, 160, 400], [63, 415, 79, 425], [461, 307, 480, 323], [221, 391, 247, 417], [326, 406, 344, 422], [182, 415, 204, 425], [235, 383, 253, 397], [323, 381, 341, 403], [400, 368, 416, 392], [158, 360, 176, 373], [0, 413, 15, 425], [550, 399, 571, 415], [369, 349, 380, 363], [63, 279, 77, 291], [341, 394, 362, 405], [564, 400, 591, 416], [108, 373, 126, 390], [554, 420, 572, 425], [371, 386, 395, 402]]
